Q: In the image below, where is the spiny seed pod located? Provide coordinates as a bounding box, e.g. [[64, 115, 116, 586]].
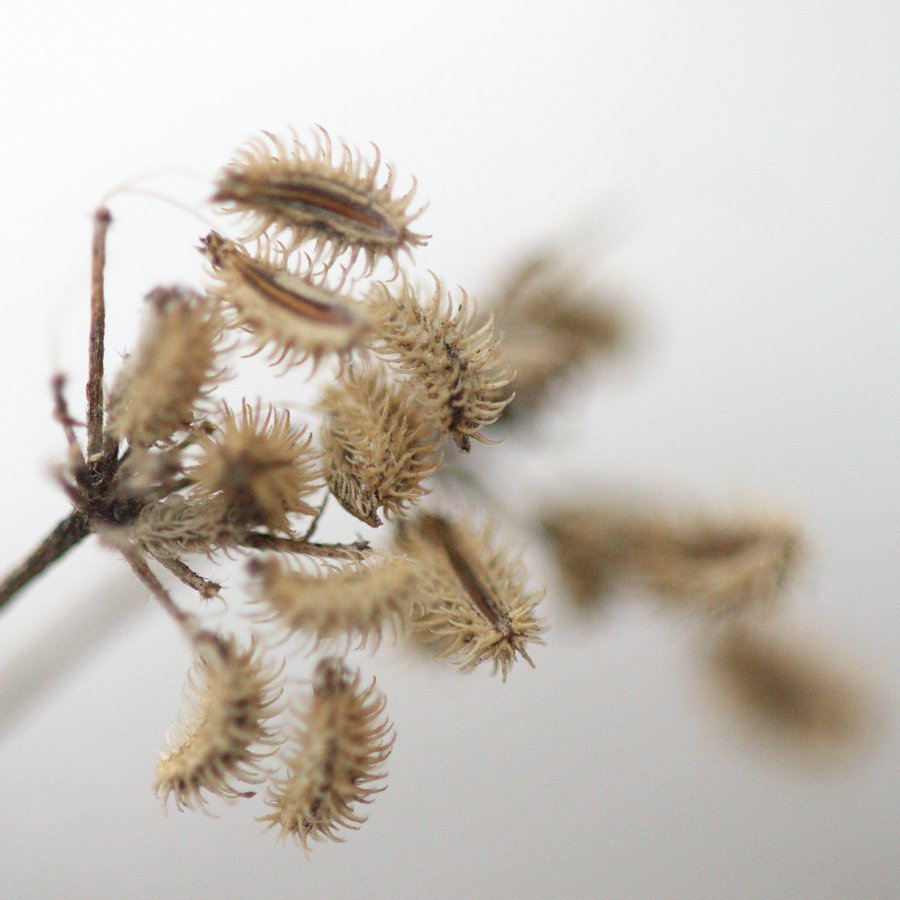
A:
[[398, 514, 545, 680], [319, 365, 443, 527], [121, 495, 245, 560], [260, 657, 393, 851], [708, 624, 874, 761], [249, 554, 419, 649], [487, 253, 623, 416], [630, 513, 802, 618], [201, 231, 369, 367], [213, 128, 428, 273], [107, 286, 226, 445], [155, 633, 283, 811], [191, 401, 321, 534], [369, 275, 513, 451]]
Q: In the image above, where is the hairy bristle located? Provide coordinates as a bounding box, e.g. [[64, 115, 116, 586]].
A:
[[249, 554, 418, 649], [107, 286, 226, 446], [213, 128, 428, 274], [369, 275, 513, 450], [260, 658, 393, 850], [201, 231, 369, 367], [155, 634, 283, 811], [398, 514, 545, 680], [319, 365, 443, 526], [190, 401, 321, 534]]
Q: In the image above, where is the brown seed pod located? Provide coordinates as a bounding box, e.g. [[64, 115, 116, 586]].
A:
[[319, 365, 443, 527], [260, 657, 393, 851], [369, 275, 513, 450], [398, 514, 545, 680], [200, 231, 369, 367], [213, 128, 429, 273], [190, 401, 321, 534], [155, 633, 283, 811], [249, 554, 418, 649], [107, 286, 226, 446]]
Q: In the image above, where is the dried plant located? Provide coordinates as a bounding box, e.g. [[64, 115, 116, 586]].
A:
[[0, 125, 879, 855]]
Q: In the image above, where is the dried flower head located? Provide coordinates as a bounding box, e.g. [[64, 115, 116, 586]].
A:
[[707, 624, 874, 761], [249, 554, 418, 649], [190, 402, 321, 534], [260, 657, 393, 851], [213, 128, 428, 272], [201, 231, 369, 366], [631, 513, 802, 617], [398, 514, 545, 680], [155, 633, 283, 811], [370, 275, 513, 450], [107, 286, 226, 446], [319, 365, 443, 526]]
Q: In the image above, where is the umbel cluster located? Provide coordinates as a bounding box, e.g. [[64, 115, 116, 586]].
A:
[[9, 128, 546, 849]]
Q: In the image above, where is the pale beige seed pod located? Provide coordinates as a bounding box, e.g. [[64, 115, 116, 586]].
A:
[[369, 275, 513, 451], [249, 554, 419, 649], [213, 127, 429, 273], [155, 633, 283, 811], [319, 365, 443, 527], [201, 231, 370, 367], [119, 494, 245, 560], [260, 657, 394, 851], [707, 623, 875, 762], [398, 514, 546, 681], [487, 252, 624, 416], [107, 286, 226, 446], [190, 401, 321, 534], [629, 513, 802, 618]]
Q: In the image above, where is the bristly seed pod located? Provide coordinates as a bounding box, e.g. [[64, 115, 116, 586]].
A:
[[190, 401, 321, 534], [260, 657, 394, 851], [398, 514, 545, 680], [107, 286, 226, 446], [155, 633, 283, 811], [319, 365, 443, 527], [369, 275, 513, 451], [213, 128, 429, 273], [201, 231, 369, 367], [249, 554, 419, 650]]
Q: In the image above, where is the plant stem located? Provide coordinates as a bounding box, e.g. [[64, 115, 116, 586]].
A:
[[87, 207, 112, 458], [0, 512, 92, 612]]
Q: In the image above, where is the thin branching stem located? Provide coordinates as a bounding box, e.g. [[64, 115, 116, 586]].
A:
[[87, 207, 112, 458], [241, 532, 369, 559]]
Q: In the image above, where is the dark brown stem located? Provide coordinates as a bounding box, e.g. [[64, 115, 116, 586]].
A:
[[241, 532, 369, 559], [87, 207, 112, 458], [158, 557, 221, 600], [0, 512, 92, 612], [124, 550, 196, 633]]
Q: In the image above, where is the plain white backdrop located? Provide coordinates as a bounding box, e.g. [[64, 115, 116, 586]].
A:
[[0, 1, 896, 897]]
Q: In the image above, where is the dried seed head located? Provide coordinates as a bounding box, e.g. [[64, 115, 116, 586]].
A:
[[155, 633, 283, 811], [260, 657, 393, 851], [398, 514, 545, 680], [107, 287, 226, 446], [369, 275, 513, 450], [319, 365, 443, 527], [201, 231, 369, 367], [708, 624, 875, 762], [213, 128, 428, 273], [487, 253, 624, 415], [630, 513, 802, 618], [120, 494, 245, 560], [249, 554, 418, 649], [190, 402, 321, 534]]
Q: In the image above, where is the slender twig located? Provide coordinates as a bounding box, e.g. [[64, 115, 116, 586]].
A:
[[158, 557, 221, 599], [0, 512, 92, 611], [241, 532, 369, 559], [52, 374, 83, 454], [124, 550, 196, 633], [87, 207, 112, 458]]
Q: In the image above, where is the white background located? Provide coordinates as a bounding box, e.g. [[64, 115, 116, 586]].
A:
[[0, 1, 897, 897]]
